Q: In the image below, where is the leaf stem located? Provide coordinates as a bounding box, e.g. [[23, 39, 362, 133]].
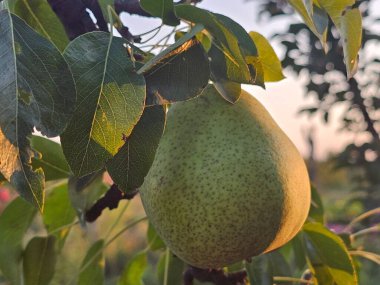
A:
[[351, 224, 380, 240], [163, 247, 170, 285], [104, 200, 131, 240], [349, 250, 380, 265], [273, 276, 313, 284], [345, 207, 380, 231], [48, 220, 79, 236]]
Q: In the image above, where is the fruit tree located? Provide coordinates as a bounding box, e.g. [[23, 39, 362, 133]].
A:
[[0, 0, 378, 285]]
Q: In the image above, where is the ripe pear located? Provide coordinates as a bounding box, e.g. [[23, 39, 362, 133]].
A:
[[140, 85, 311, 269]]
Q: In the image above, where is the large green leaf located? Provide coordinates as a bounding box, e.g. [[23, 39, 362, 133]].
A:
[[23, 236, 57, 285], [107, 105, 166, 192], [11, 0, 69, 51], [0, 198, 37, 284], [245, 255, 273, 285], [118, 252, 147, 285], [78, 240, 105, 285], [30, 136, 71, 181], [138, 24, 209, 104], [302, 222, 358, 285], [0, 11, 76, 210], [43, 183, 76, 250], [140, 0, 179, 26], [175, 5, 251, 84], [62, 32, 146, 177], [144, 38, 210, 105], [249, 32, 285, 82]]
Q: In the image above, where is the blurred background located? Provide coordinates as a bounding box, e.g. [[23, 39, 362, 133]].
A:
[[1, 0, 380, 284]]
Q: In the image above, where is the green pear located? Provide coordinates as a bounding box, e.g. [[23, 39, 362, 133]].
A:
[[140, 85, 311, 269]]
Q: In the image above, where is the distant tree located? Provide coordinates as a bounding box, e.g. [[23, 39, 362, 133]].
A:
[[257, 0, 380, 211]]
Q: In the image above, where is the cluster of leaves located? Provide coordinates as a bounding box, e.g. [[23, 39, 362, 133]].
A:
[[258, 0, 380, 209], [0, 0, 287, 212]]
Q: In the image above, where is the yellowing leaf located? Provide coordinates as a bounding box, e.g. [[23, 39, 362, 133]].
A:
[[339, 8, 362, 78], [249, 32, 285, 82], [317, 0, 355, 25]]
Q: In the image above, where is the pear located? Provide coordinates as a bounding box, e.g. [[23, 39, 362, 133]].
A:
[[140, 85, 311, 269]]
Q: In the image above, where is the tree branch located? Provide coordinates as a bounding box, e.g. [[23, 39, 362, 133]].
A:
[[114, 0, 153, 17], [349, 78, 380, 145], [85, 184, 138, 222], [47, 0, 98, 40], [114, 0, 203, 16]]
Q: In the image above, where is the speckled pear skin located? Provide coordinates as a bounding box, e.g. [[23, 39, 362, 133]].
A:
[[140, 85, 311, 269]]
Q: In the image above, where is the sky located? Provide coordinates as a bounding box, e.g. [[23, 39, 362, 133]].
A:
[[121, 0, 374, 160]]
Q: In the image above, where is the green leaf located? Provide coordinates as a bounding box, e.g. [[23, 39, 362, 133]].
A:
[[317, 1, 360, 77], [144, 38, 210, 105], [302, 222, 358, 285], [245, 255, 273, 285], [138, 24, 208, 104], [62, 32, 146, 177], [157, 249, 185, 285], [98, 0, 114, 21], [318, 0, 355, 25], [312, 5, 329, 35], [249, 32, 285, 82], [268, 251, 292, 284], [12, 0, 69, 51], [175, 5, 252, 83], [308, 185, 325, 224], [288, 0, 328, 50], [138, 24, 204, 74], [140, 0, 179, 26], [68, 171, 107, 224], [107, 105, 166, 192], [78, 240, 105, 285], [213, 80, 241, 104], [290, 234, 307, 271], [147, 222, 166, 251], [339, 8, 362, 78], [212, 13, 264, 87], [43, 183, 76, 250], [0, 197, 37, 284], [118, 252, 147, 285], [30, 136, 71, 181], [0, 11, 76, 210], [23, 236, 57, 285]]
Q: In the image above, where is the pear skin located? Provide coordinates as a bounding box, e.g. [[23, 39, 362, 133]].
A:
[[140, 85, 311, 269]]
